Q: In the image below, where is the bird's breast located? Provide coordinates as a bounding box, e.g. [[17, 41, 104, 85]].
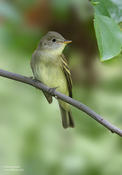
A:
[[34, 55, 68, 95]]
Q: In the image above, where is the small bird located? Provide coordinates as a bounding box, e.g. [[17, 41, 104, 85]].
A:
[[31, 31, 74, 128]]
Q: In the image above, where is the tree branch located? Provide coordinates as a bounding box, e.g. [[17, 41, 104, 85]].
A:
[[0, 69, 122, 137]]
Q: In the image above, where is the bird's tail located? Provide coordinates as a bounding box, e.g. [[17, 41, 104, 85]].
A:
[[59, 104, 74, 129]]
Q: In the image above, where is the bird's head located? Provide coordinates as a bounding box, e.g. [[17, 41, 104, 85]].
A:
[[38, 31, 72, 55]]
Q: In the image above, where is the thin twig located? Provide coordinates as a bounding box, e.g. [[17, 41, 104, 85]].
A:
[[0, 69, 122, 137]]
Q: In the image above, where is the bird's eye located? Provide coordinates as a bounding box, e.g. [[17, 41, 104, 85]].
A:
[[52, 38, 56, 42]]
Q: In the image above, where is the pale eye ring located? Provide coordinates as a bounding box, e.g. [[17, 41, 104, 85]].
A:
[[52, 38, 56, 42]]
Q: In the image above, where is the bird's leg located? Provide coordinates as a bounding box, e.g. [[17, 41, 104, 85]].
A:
[[29, 76, 39, 83], [48, 87, 58, 97], [33, 79, 40, 83], [29, 76, 39, 82], [29, 76, 34, 79], [30, 76, 58, 97], [31, 77, 42, 89]]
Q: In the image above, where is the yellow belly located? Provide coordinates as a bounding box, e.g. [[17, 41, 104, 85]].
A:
[[34, 62, 69, 96]]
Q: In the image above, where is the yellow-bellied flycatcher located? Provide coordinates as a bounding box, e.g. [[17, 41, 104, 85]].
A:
[[31, 31, 74, 128]]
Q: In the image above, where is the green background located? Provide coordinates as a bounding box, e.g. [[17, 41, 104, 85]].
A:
[[0, 0, 122, 175]]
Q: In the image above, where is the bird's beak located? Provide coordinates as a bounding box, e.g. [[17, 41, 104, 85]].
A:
[[63, 40, 72, 44], [58, 40, 72, 44]]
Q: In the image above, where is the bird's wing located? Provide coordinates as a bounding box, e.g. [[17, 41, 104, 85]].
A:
[[61, 54, 72, 98], [31, 51, 53, 104]]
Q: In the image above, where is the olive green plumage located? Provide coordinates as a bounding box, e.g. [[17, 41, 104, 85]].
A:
[[31, 31, 74, 128]]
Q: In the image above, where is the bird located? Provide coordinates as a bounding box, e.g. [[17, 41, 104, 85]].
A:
[[30, 31, 74, 128]]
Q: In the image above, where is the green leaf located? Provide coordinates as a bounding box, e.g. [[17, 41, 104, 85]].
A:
[[91, 0, 122, 61], [92, 0, 122, 23], [94, 14, 122, 61]]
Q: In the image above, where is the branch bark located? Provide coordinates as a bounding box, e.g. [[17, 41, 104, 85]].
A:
[[0, 69, 122, 137]]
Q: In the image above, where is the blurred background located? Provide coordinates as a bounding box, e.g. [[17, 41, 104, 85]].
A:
[[0, 0, 122, 175]]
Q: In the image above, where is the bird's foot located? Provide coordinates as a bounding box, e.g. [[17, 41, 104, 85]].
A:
[[29, 76, 39, 83], [31, 78, 41, 89], [29, 76, 39, 82], [29, 76, 34, 79], [33, 79, 40, 83], [48, 87, 58, 96]]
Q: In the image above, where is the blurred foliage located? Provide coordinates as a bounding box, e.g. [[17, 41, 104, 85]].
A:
[[91, 0, 122, 61], [0, 0, 122, 175], [0, 1, 22, 22], [94, 14, 122, 61]]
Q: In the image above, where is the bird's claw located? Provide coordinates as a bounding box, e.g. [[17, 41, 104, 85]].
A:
[[48, 87, 58, 96], [33, 79, 40, 83], [29, 76, 34, 79], [31, 78, 41, 88], [30, 77, 39, 83]]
